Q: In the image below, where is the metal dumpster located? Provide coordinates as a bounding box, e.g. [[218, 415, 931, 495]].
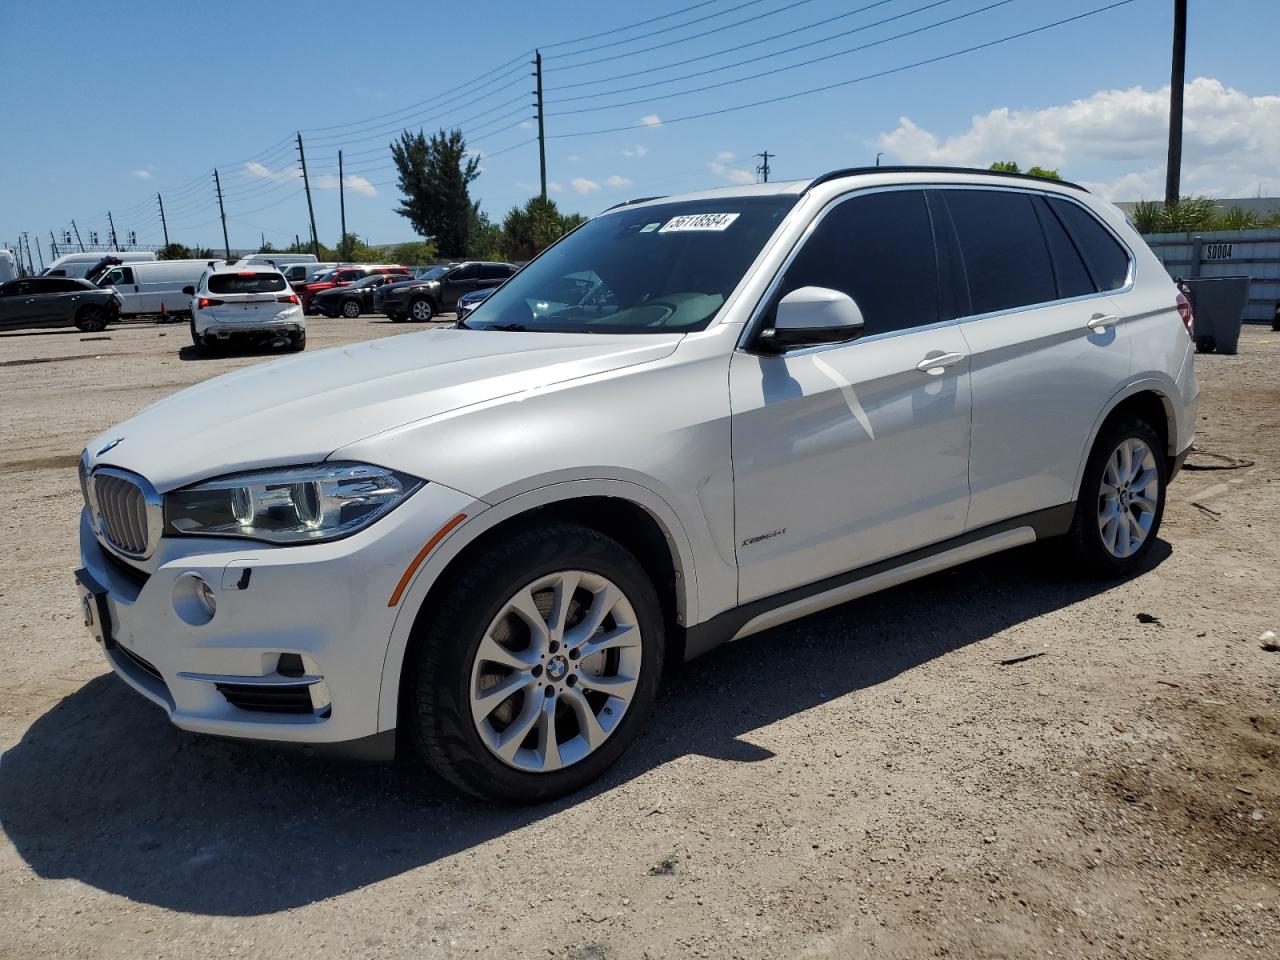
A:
[[1182, 276, 1250, 355]]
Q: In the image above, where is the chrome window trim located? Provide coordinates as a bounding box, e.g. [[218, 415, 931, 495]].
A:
[[736, 181, 1137, 354], [88, 465, 164, 561]]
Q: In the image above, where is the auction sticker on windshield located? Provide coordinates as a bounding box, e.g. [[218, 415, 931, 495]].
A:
[[659, 213, 740, 233]]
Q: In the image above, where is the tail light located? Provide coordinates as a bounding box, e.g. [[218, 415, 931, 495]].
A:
[[276, 294, 299, 304], [197, 297, 223, 309], [1175, 291, 1194, 340]]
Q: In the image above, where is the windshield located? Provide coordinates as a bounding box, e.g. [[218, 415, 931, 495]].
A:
[[349, 274, 383, 288], [463, 196, 797, 334], [417, 266, 449, 281], [208, 272, 287, 294]]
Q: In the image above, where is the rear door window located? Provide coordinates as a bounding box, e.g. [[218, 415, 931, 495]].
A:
[[479, 264, 510, 281], [451, 264, 479, 282], [1033, 197, 1095, 299], [778, 188, 940, 337], [942, 190, 1056, 316], [207, 273, 287, 294], [1047, 197, 1130, 291]]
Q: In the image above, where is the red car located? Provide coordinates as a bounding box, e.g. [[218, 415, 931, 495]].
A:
[[296, 265, 409, 314]]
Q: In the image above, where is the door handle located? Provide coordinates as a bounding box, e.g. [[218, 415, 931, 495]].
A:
[[916, 352, 966, 375], [1087, 314, 1120, 332]]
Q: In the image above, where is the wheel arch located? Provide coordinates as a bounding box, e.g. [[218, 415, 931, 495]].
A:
[[1072, 379, 1177, 499], [376, 479, 698, 733]]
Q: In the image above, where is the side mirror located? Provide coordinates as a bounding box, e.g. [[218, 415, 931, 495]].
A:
[[757, 286, 865, 353], [182, 286, 195, 296]]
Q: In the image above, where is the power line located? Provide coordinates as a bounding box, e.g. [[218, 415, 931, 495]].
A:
[[548, 0, 945, 101], [549, 0, 1139, 138], [549, 0, 1015, 118], [545, 0, 790, 65], [540, 0, 729, 50]]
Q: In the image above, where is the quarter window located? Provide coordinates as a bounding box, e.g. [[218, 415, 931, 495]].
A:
[[779, 189, 940, 337], [1033, 197, 1095, 299], [1048, 197, 1130, 291], [943, 190, 1056, 316]]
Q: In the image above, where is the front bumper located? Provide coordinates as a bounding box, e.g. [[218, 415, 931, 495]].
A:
[[76, 481, 477, 746]]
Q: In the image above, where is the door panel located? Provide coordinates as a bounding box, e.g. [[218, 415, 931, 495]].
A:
[[730, 326, 972, 603], [958, 298, 1130, 528]]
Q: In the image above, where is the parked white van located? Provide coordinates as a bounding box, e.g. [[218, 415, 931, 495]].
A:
[[44, 251, 157, 278], [234, 253, 318, 269], [0, 248, 18, 284], [280, 262, 340, 285], [97, 259, 221, 318]]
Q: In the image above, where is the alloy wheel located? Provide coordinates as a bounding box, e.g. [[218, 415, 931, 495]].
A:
[[410, 299, 433, 322], [342, 300, 360, 318], [469, 570, 643, 773], [1097, 436, 1160, 558]]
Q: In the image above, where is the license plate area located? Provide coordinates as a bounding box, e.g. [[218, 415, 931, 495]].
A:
[[74, 568, 114, 648]]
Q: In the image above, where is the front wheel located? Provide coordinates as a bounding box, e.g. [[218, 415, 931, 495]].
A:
[[1063, 416, 1167, 577], [408, 297, 434, 322], [408, 523, 664, 803], [75, 306, 109, 332], [341, 299, 361, 318]]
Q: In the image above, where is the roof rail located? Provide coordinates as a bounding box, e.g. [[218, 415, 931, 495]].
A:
[[805, 165, 1088, 194], [603, 195, 667, 212]]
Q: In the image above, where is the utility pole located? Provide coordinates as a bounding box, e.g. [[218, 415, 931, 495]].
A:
[[50, 231, 59, 260], [338, 149, 348, 261], [214, 169, 231, 261], [294, 233, 301, 254], [534, 50, 547, 201], [754, 150, 773, 183], [297, 132, 320, 257], [71, 220, 85, 251], [21, 233, 34, 274], [157, 193, 170, 249], [107, 210, 118, 249], [1164, 0, 1187, 209], [875, 152, 883, 167], [34, 233, 44, 271]]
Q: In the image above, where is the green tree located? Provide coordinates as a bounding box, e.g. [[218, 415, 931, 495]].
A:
[[391, 128, 480, 257], [988, 161, 1061, 181], [467, 205, 503, 259], [257, 240, 278, 254], [387, 240, 439, 266], [158, 242, 194, 260], [499, 197, 585, 261]]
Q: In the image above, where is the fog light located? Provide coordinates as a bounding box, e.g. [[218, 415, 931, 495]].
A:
[[172, 572, 216, 626]]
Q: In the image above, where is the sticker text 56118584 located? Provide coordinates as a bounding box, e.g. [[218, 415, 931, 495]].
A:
[[659, 213, 740, 233]]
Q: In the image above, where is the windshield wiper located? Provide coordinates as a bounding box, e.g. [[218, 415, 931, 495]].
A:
[[485, 323, 527, 332]]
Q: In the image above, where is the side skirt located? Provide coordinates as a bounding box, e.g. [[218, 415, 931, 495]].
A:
[[684, 503, 1075, 660]]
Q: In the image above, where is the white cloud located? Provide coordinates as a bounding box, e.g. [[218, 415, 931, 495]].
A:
[[621, 145, 649, 158], [568, 154, 582, 162], [132, 169, 152, 180], [708, 157, 756, 186], [313, 174, 377, 197], [570, 177, 601, 195], [515, 180, 537, 193], [520, 120, 534, 130], [605, 175, 634, 188], [549, 181, 565, 194], [875, 77, 1280, 201], [245, 161, 301, 183], [640, 114, 662, 127]]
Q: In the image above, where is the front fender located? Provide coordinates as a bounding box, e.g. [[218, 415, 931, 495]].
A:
[[374, 477, 700, 733]]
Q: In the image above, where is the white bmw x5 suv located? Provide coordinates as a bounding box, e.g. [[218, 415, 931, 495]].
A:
[[75, 167, 1197, 802]]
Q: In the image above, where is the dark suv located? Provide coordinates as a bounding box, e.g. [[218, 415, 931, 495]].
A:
[[0, 276, 122, 332], [296, 266, 409, 314], [376, 261, 518, 322]]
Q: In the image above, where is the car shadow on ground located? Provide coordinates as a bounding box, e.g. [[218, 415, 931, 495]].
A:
[[0, 541, 1169, 917], [177, 344, 301, 362]]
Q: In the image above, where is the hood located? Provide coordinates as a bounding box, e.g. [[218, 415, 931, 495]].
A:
[[85, 328, 683, 492]]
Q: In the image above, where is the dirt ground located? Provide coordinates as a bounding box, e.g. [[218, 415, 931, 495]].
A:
[[0, 316, 1276, 960]]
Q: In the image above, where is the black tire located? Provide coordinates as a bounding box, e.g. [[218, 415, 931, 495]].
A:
[[74, 306, 109, 333], [288, 330, 306, 352], [408, 297, 434, 322], [387, 312, 406, 323], [341, 299, 361, 318], [189, 318, 201, 347], [407, 522, 664, 804], [1063, 415, 1167, 578]]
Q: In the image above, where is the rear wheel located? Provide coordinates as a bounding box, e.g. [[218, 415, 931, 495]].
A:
[[288, 330, 306, 352], [1063, 416, 1167, 577], [408, 297, 434, 322], [408, 523, 664, 804], [341, 299, 361, 318], [75, 306, 108, 333]]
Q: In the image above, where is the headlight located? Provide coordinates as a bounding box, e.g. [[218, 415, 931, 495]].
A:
[[164, 462, 422, 544]]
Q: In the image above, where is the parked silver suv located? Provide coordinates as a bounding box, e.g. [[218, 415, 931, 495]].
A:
[[76, 167, 1197, 802]]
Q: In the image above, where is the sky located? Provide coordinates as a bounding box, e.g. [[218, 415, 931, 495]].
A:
[[2, 0, 1277, 259]]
